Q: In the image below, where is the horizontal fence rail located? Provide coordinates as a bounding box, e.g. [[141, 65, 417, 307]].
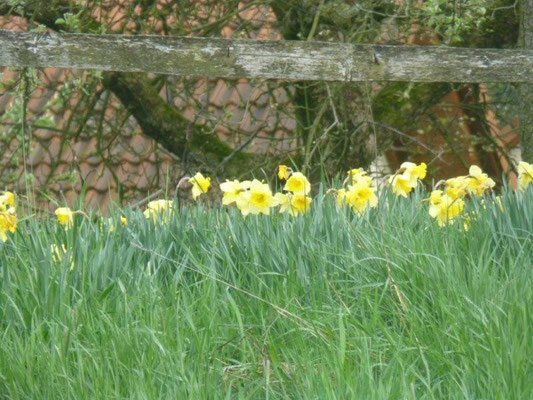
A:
[[1, 30, 533, 83]]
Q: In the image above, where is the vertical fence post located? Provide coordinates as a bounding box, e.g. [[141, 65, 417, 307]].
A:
[[519, 0, 533, 162]]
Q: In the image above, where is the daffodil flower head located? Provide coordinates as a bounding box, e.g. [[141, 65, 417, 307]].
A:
[[235, 190, 251, 215], [220, 179, 251, 205], [290, 194, 312, 216], [428, 193, 464, 227], [517, 161, 533, 191], [143, 199, 173, 223], [428, 190, 444, 205], [389, 162, 426, 196], [284, 172, 311, 195], [344, 181, 378, 214], [353, 175, 373, 186], [146, 199, 172, 213], [467, 165, 495, 196], [400, 161, 427, 186], [275, 192, 311, 216], [0, 191, 15, 211], [274, 192, 290, 213], [55, 207, 74, 229], [0, 210, 17, 242], [347, 168, 365, 179], [345, 168, 372, 187], [348, 168, 364, 177], [237, 179, 278, 216], [399, 162, 416, 171], [278, 165, 290, 180], [412, 162, 427, 180], [445, 176, 469, 200], [189, 172, 211, 200], [389, 173, 413, 197]]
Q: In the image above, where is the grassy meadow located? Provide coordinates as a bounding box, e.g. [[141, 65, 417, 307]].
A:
[[0, 187, 532, 398]]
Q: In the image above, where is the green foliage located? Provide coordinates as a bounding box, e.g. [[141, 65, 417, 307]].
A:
[[0, 68, 97, 193], [417, 0, 489, 44], [0, 187, 532, 398], [2, 0, 523, 189], [55, 11, 85, 32]]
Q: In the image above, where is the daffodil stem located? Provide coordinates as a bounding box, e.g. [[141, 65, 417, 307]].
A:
[[73, 210, 89, 219], [176, 176, 190, 190]]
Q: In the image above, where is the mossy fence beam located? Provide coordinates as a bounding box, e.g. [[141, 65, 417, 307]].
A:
[[519, 0, 533, 162], [2, 30, 533, 83]]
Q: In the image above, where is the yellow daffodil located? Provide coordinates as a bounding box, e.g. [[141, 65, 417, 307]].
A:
[[428, 190, 444, 205], [517, 161, 533, 191], [235, 191, 251, 214], [290, 194, 312, 216], [0, 191, 15, 211], [389, 162, 426, 197], [274, 192, 290, 212], [284, 172, 311, 195], [146, 199, 172, 213], [412, 162, 427, 180], [55, 207, 74, 229], [278, 165, 290, 180], [237, 179, 278, 216], [399, 162, 416, 171], [0, 210, 17, 242], [347, 168, 365, 180], [445, 176, 469, 200], [275, 192, 311, 216], [428, 192, 464, 227], [189, 172, 211, 200], [353, 175, 373, 186], [344, 181, 378, 214], [338, 170, 378, 213], [389, 173, 413, 197], [144, 199, 173, 223], [401, 161, 427, 186], [467, 165, 495, 196], [220, 179, 251, 205], [120, 216, 127, 226], [347, 168, 364, 177], [346, 168, 372, 186]]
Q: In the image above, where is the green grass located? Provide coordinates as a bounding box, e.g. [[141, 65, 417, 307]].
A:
[[1, 187, 532, 399]]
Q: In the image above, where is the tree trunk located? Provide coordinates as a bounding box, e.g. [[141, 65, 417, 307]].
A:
[[102, 72, 245, 166], [0, 1, 247, 170]]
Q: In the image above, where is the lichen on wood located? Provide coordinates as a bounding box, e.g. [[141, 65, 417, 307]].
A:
[[3, 31, 533, 83], [519, 0, 533, 162]]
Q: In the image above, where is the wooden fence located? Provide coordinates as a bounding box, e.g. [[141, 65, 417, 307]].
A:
[[1, 30, 533, 83]]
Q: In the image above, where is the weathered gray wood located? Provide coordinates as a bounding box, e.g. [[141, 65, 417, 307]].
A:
[[519, 0, 533, 162], [2, 30, 533, 83]]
